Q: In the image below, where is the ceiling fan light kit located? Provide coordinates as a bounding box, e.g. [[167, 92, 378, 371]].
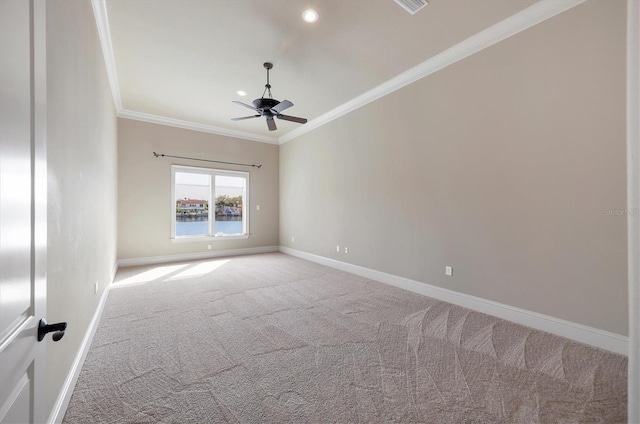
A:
[[231, 62, 308, 132]]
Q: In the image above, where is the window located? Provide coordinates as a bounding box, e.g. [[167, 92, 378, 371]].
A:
[[171, 165, 249, 240]]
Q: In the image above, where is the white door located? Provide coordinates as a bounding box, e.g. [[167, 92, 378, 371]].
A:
[[0, 0, 48, 423]]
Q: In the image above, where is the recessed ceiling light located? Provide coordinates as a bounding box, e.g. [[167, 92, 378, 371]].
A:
[[236, 90, 247, 96], [301, 9, 318, 23]]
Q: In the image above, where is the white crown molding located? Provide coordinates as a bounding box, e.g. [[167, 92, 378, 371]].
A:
[[118, 109, 279, 145], [91, 0, 122, 110], [93, 0, 585, 145], [91, 0, 278, 145], [278, 0, 586, 144], [280, 246, 628, 355]]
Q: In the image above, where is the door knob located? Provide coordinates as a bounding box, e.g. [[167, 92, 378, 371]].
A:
[[38, 319, 67, 342]]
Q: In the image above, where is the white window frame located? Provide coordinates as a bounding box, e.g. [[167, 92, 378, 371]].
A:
[[171, 165, 249, 242]]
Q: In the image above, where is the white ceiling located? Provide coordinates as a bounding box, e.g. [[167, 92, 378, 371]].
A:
[[97, 0, 573, 143]]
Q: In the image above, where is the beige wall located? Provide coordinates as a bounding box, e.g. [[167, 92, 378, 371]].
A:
[[280, 0, 628, 335], [117, 119, 279, 260], [46, 0, 118, 414]]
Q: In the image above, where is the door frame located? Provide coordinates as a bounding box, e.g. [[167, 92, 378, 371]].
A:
[[626, 0, 640, 421], [33, 0, 48, 420]]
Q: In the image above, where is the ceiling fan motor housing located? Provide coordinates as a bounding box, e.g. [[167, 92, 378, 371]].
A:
[[252, 98, 280, 111]]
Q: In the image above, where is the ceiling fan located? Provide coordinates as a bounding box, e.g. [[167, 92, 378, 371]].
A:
[[231, 62, 308, 131]]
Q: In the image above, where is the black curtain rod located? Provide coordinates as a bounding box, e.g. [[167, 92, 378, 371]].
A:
[[153, 152, 262, 169]]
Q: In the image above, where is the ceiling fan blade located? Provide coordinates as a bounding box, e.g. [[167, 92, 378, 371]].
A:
[[232, 100, 258, 111], [231, 115, 260, 121], [277, 114, 308, 124], [271, 100, 293, 114], [266, 117, 277, 131]]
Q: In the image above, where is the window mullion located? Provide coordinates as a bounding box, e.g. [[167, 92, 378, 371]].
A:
[[210, 173, 215, 236]]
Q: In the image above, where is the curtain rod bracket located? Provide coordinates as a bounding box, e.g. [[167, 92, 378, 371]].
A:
[[153, 152, 262, 169]]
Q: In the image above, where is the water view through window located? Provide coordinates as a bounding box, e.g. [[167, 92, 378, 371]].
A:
[[174, 170, 246, 237], [176, 216, 242, 236]]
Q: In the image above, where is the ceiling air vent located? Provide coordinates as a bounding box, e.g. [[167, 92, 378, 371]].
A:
[[393, 0, 428, 15]]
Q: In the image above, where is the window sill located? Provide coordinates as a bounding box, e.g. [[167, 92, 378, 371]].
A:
[[171, 234, 249, 243]]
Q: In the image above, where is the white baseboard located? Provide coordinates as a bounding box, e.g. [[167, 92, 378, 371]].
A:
[[45, 246, 628, 424], [117, 245, 279, 268], [47, 262, 114, 424], [279, 246, 628, 355]]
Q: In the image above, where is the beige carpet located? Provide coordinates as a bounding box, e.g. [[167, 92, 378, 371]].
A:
[[63, 253, 627, 423]]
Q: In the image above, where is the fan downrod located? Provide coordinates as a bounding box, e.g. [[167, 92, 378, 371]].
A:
[[263, 62, 273, 93]]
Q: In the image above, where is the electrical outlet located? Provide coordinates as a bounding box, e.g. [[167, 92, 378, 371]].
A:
[[344, 247, 349, 254], [208, 243, 212, 250], [445, 266, 453, 276], [336, 245, 340, 252], [291, 236, 295, 243], [256, 205, 260, 210], [94, 281, 99, 294]]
